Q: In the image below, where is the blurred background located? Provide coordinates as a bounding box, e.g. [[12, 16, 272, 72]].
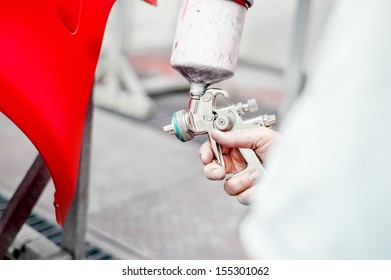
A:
[[1, 0, 333, 259]]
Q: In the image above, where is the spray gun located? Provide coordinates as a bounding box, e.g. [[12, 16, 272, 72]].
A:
[[163, 0, 276, 180]]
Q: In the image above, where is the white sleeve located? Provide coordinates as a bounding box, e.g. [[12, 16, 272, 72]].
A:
[[240, 0, 391, 259]]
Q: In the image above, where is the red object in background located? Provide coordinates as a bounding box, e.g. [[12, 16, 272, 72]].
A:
[[144, 0, 158, 5], [0, 0, 155, 226], [232, 0, 252, 8]]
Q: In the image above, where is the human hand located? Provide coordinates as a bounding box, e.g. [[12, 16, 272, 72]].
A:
[[199, 127, 281, 205]]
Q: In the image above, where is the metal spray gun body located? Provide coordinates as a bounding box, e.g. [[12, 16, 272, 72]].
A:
[[164, 0, 276, 181]]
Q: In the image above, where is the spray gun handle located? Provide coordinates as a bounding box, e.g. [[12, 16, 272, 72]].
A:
[[232, 148, 265, 180], [211, 134, 265, 181], [209, 133, 266, 182]]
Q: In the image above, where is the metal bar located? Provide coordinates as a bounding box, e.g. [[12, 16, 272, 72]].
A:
[[61, 92, 93, 260], [280, 0, 311, 118], [0, 155, 50, 259]]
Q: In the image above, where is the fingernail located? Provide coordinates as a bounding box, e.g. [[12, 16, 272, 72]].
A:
[[249, 170, 261, 183]]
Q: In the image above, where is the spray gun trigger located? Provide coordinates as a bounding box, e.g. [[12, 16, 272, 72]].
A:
[[208, 134, 225, 170]]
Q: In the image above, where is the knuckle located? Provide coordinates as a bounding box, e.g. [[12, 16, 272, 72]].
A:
[[223, 181, 237, 196], [204, 165, 214, 180], [237, 188, 254, 205], [224, 174, 251, 196]]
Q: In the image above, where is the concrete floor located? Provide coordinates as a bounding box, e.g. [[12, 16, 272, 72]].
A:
[[0, 56, 283, 260]]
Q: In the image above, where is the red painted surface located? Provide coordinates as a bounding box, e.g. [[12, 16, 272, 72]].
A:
[[55, 0, 83, 33], [144, 0, 158, 5], [0, 0, 157, 226], [0, 1, 157, 225], [232, 0, 252, 8], [0, 0, 117, 226]]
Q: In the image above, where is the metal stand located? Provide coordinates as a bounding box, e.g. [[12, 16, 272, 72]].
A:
[[0, 95, 93, 260], [0, 155, 50, 258], [61, 95, 93, 260]]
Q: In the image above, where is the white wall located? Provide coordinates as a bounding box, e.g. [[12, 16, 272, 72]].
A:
[[103, 0, 334, 70], [241, 0, 334, 70], [102, 0, 181, 53]]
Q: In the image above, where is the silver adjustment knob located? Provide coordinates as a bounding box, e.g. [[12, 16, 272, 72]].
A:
[[262, 114, 277, 127], [246, 99, 258, 113], [215, 113, 235, 131], [235, 99, 258, 115]]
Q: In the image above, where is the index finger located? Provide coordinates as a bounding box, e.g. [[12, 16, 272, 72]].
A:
[[211, 128, 265, 149]]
